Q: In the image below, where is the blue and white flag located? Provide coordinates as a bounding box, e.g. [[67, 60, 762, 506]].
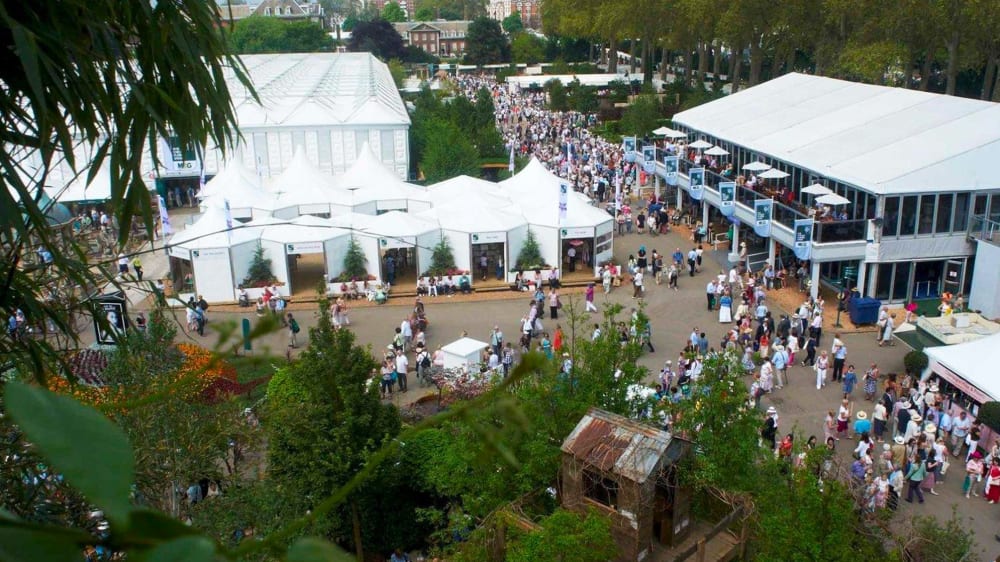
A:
[[719, 181, 736, 217], [614, 172, 622, 210], [559, 182, 569, 223], [754, 199, 773, 237], [793, 219, 813, 261], [642, 145, 656, 174], [158, 195, 173, 236], [623, 136, 637, 162], [688, 167, 705, 201], [508, 144, 515, 173], [662, 155, 678, 186]]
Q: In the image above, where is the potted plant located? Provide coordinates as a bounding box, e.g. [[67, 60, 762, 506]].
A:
[[243, 242, 277, 288]]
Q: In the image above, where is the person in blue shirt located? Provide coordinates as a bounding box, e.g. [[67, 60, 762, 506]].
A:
[[853, 410, 872, 437], [843, 364, 858, 396]]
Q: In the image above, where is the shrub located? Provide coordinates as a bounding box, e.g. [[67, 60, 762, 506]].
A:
[[424, 237, 458, 276], [243, 242, 276, 288], [341, 236, 368, 280], [903, 350, 928, 375], [977, 402, 1000, 433], [514, 229, 547, 270]]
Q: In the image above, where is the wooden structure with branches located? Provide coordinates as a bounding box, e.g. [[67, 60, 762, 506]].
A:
[[560, 407, 693, 562]]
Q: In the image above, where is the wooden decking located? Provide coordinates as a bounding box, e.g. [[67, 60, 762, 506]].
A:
[[651, 520, 741, 562]]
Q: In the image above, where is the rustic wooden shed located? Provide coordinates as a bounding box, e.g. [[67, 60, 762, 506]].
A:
[[560, 407, 692, 562]]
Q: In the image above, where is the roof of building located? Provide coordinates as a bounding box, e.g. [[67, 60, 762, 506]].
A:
[[672, 72, 1000, 195], [224, 53, 410, 129], [561, 407, 684, 484], [393, 20, 470, 34]]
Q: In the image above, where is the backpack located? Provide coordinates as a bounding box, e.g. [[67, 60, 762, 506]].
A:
[[290, 319, 300, 333], [420, 353, 431, 369]]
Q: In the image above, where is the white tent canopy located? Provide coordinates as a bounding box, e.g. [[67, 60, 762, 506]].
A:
[[364, 210, 439, 239], [673, 72, 1000, 195], [758, 168, 790, 179], [801, 183, 833, 195], [47, 165, 112, 203], [418, 201, 526, 234], [816, 193, 851, 206], [198, 158, 262, 199], [500, 159, 613, 229], [334, 143, 430, 211], [267, 148, 346, 209], [925, 332, 1000, 402]]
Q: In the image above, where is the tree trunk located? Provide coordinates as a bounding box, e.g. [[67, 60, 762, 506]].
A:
[[919, 55, 933, 91], [784, 47, 795, 75], [981, 53, 998, 100], [748, 38, 763, 86], [993, 62, 1000, 102], [352, 499, 364, 562], [903, 53, 916, 89], [945, 32, 960, 95], [683, 47, 693, 87], [629, 39, 638, 74], [712, 44, 723, 88], [730, 47, 743, 93], [643, 39, 653, 84], [608, 36, 617, 73], [697, 42, 708, 86], [660, 47, 670, 81]]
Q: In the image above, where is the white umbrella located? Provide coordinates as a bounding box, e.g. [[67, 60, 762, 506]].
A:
[[663, 129, 688, 139], [815, 193, 851, 206], [652, 126, 674, 136], [705, 146, 729, 156], [689, 139, 713, 149], [801, 183, 833, 195], [758, 168, 789, 179], [742, 161, 771, 172]]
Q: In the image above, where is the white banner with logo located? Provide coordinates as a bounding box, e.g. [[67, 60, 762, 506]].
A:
[[719, 182, 735, 217], [688, 167, 705, 201], [793, 219, 813, 260], [754, 199, 773, 238]]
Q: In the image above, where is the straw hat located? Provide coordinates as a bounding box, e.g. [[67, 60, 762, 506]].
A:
[[857, 411, 868, 420], [928, 384, 940, 393], [911, 413, 923, 423], [894, 436, 905, 445], [766, 406, 777, 414], [924, 423, 938, 435]]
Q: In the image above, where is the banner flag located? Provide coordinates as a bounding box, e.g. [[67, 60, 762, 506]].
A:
[[157, 195, 172, 236], [688, 167, 705, 201], [793, 219, 814, 261], [642, 145, 656, 173], [558, 182, 569, 223], [719, 181, 736, 216], [754, 199, 773, 237], [663, 155, 678, 186]]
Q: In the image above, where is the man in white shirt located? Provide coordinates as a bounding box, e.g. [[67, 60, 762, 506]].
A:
[[394, 352, 409, 393], [400, 318, 413, 351], [633, 270, 644, 299]]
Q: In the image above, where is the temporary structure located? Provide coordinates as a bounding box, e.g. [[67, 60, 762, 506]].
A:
[[925, 332, 1000, 403], [742, 161, 771, 171], [417, 200, 528, 274], [47, 165, 112, 203], [689, 140, 713, 149], [758, 168, 790, 179], [801, 183, 833, 195], [362, 211, 440, 281], [441, 337, 491, 372], [704, 146, 729, 156], [334, 143, 431, 213], [267, 148, 349, 219], [815, 193, 852, 206]]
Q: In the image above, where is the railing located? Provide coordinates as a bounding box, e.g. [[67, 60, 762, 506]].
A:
[[815, 219, 867, 243], [969, 214, 1000, 247]]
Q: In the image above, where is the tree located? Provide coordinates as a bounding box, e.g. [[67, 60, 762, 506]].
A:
[[341, 236, 369, 280], [427, 236, 458, 275], [420, 119, 480, 182], [502, 12, 525, 34], [381, 1, 408, 22], [0, 0, 250, 381], [387, 58, 407, 88], [229, 17, 336, 53], [347, 18, 407, 60], [415, 6, 435, 20], [515, 229, 546, 270], [512, 33, 546, 65], [243, 242, 277, 287], [566, 79, 599, 113], [506, 509, 618, 562], [464, 17, 511, 65], [619, 94, 663, 137], [267, 299, 402, 558], [545, 79, 569, 111]]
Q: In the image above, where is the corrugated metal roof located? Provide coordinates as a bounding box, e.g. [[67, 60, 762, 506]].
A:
[[561, 408, 677, 484]]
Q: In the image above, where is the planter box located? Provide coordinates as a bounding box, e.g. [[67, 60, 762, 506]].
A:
[[507, 268, 558, 284]]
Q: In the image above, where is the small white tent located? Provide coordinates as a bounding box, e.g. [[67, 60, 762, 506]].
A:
[[417, 200, 527, 278], [267, 148, 350, 219], [363, 210, 440, 281], [47, 165, 112, 203], [198, 159, 272, 220], [924, 332, 1000, 403], [334, 143, 431, 213]]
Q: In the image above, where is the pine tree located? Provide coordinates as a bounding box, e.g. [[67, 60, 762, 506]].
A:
[[515, 228, 545, 270], [428, 236, 457, 276], [243, 242, 275, 287], [341, 236, 368, 280]]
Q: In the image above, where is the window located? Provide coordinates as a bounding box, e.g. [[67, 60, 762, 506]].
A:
[[918, 195, 935, 234], [892, 262, 911, 301], [953, 193, 970, 231], [317, 131, 331, 166], [974, 193, 988, 217], [991, 193, 1000, 220], [354, 130, 368, 153], [874, 263, 892, 300], [936, 193, 953, 233], [882, 197, 899, 237], [899, 195, 918, 236], [264, 7, 271, 15], [583, 470, 618, 509], [380, 130, 394, 161]]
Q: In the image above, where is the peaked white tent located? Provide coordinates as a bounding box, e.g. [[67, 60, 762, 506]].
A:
[[500, 159, 615, 276], [47, 165, 113, 203], [426, 175, 512, 208], [267, 148, 351, 219], [417, 201, 528, 276], [334, 143, 431, 212], [363, 211, 440, 281], [198, 159, 272, 220], [924, 332, 1000, 403]]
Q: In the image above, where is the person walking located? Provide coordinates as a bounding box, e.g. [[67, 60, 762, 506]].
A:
[[831, 334, 847, 382], [286, 312, 300, 348], [632, 269, 644, 299], [905, 456, 927, 504], [549, 288, 560, 319], [394, 350, 409, 393], [815, 350, 829, 389], [131, 256, 143, 281], [585, 282, 598, 313]]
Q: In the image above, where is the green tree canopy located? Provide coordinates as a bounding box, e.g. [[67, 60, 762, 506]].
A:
[[511, 33, 545, 65], [502, 12, 525, 34], [347, 18, 407, 60], [544, 79, 569, 111], [229, 17, 336, 53], [381, 1, 408, 22], [419, 119, 480, 182], [415, 6, 435, 20], [464, 17, 511, 65]]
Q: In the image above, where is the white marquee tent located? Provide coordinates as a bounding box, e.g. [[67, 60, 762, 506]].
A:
[[334, 143, 431, 213], [47, 165, 112, 203], [416, 200, 528, 276], [924, 332, 1000, 404], [268, 149, 351, 219], [363, 211, 440, 281], [197, 159, 272, 220]]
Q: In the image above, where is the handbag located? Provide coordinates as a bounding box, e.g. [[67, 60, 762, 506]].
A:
[[940, 460, 950, 475]]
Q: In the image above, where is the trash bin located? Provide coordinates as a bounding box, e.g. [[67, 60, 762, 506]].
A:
[[848, 297, 882, 325]]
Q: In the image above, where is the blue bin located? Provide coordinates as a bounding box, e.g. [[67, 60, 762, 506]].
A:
[[847, 297, 882, 325]]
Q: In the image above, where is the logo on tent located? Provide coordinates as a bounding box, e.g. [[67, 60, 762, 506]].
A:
[[380, 239, 387, 246], [287, 244, 295, 252], [561, 229, 567, 236], [472, 234, 479, 242], [192, 250, 200, 258]]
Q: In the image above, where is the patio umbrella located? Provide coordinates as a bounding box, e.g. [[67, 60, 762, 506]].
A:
[[705, 146, 729, 156], [816, 193, 851, 206], [652, 126, 675, 136], [689, 139, 713, 149], [801, 183, 833, 195], [663, 129, 688, 139], [742, 161, 771, 172], [758, 168, 789, 179]]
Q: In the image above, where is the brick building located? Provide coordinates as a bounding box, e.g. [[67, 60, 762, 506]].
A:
[[217, 0, 326, 27], [393, 21, 470, 57], [486, 0, 541, 29]]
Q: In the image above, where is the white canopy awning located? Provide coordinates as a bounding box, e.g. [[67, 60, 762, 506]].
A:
[[417, 202, 527, 234], [926, 332, 1000, 402], [267, 148, 346, 208], [199, 158, 262, 199], [334, 142, 430, 205], [500, 158, 614, 230], [363, 210, 438, 239], [46, 165, 112, 203]]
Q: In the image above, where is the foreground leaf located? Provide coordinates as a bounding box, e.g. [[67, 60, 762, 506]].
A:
[[287, 537, 354, 562], [5, 382, 135, 524], [143, 536, 215, 562], [0, 526, 84, 562]]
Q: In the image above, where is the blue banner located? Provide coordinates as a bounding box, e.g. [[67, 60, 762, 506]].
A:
[[753, 199, 772, 237], [642, 145, 656, 173], [662, 155, 678, 186], [688, 167, 705, 201], [623, 136, 637, 162], [719, 181, 735, 217], [793, 219, 813, 261]]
